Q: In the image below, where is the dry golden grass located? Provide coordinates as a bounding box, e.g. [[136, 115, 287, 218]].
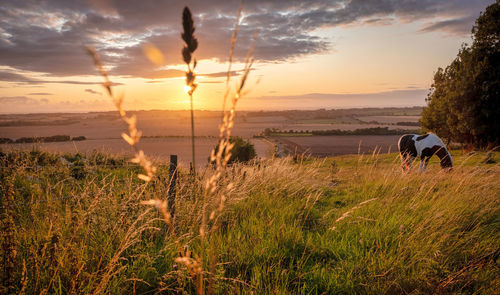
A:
[[86, 4, 257, 294], [0, 148, 498, 293], [87, 47, 156, 183], [1, 3, 498, 295]]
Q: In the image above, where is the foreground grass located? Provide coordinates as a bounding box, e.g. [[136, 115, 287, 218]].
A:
[[0, 149, 498, 294]]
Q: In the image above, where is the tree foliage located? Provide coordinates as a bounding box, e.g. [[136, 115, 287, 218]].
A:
[[421, 0, 500, 147], [211, 136, 256, 165]]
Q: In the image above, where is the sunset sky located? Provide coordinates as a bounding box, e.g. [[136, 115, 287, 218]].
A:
[[0, 0, 495, 113]]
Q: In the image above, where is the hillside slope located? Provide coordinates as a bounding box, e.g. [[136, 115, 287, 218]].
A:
[[0, 150, 498, 294]]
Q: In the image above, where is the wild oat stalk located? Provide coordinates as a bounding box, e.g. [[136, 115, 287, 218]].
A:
[[222, 2, 244, 112], [140, 4, 255, 293], [86, 8, 203, 294], [86, 47, 156, 182], [200, 9, 256, 295], [203, 29, 257, 239], [182, 7, 199, 176]]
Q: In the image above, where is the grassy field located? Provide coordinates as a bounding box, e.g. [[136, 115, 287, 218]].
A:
[[0, 149, 498, 294]]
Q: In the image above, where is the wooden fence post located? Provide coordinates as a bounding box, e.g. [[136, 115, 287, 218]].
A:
[[168, 155, 178, 216]]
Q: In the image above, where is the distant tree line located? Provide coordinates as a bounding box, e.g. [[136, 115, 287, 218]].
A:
[[396, 121, 420, 126], [311, 127, 417, 136], [421, 1, 500, 148], [261, 127, 418, 136], [0, 119, 80, 127], [0, 138, 13, 144], [0, 135, 87, 144], [248, 106, 422, 120]]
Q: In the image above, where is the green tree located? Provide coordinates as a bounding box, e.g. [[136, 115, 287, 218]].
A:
[[210, 137, 256, 165], [421, 0, 500, 147]]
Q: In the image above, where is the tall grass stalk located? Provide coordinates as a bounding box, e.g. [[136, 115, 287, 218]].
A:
[[222, 2, 243, 113], [86, 47, 156, 183], [182, 7, 199, 176], [89, 5, 256, 294], [200, 13, 256, 295], [128, 3, 257, 292]]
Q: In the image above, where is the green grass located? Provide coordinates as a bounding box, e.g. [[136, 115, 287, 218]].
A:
[[1, 149, 499, 294]]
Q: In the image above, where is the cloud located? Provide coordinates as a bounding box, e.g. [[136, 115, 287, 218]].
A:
[[419, 16, 476, 35], [199, 70, 241, 78], [28, 92, 53, 95], [0, 0, 494, 79], [0, 71, 40, 83], [0, 70, 123, 85], [52, 80, 123, 85], [137, 69, 185, 79], [0, 96, 112, 114], [133, 69, 241, 80], [0, 96, 41, 104], [85, 88, 101, 95], [198, 80, 223, 84]]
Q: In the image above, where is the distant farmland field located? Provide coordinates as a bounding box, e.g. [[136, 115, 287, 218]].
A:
[[0, 110, 421, 140], [356, 115, 420, 124], [0, 137, 273, 168], [0, 109, 421, 162], [0, 116, 413, 139], [278, 123, 415, 132], [279, 135, 402, 156], [0, 138, 218, 168]]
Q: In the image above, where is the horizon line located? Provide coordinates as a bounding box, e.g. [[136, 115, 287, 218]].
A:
[[0, 105, 424, 116]]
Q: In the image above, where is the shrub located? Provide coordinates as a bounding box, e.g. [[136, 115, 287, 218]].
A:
[[210, 136, 256, 165], [71, 136, 87, 141], [15, 135, 71, 143], [0, 138, 13, 144], [396, 121, 420, 126]]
